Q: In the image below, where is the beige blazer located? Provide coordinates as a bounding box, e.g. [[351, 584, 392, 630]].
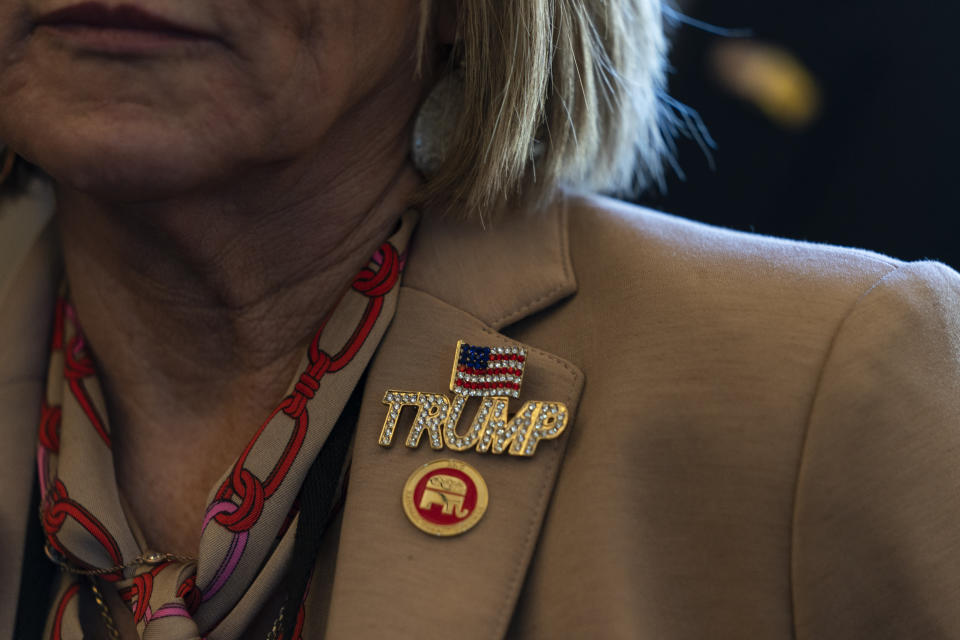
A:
[[3, 181, 960, 639]]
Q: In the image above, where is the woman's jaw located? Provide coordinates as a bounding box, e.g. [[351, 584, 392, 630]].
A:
[[0, 0, 430, 203]]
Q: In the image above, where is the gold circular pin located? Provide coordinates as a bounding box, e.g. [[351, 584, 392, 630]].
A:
[[402, 459, 489, 537]]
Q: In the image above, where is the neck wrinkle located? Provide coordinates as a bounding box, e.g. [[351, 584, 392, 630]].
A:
[[52, 156, 421, 556]]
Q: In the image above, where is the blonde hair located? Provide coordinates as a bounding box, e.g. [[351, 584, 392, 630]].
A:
[[419, 0, 669, 216], [2, 2, 670, 210]]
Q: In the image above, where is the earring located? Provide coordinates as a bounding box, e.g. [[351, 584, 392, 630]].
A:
[[411, 68, 464, 177]]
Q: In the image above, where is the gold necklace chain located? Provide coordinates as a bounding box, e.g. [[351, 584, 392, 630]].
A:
[[265, 604, 287, 640], [44, 542, 196, 576], [88, 579, 122, 640], [86, 579, 288, 640], [44, 525, 287, 637]]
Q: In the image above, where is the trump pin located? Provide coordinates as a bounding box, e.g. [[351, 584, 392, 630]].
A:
[[379, 341, 569, 456]]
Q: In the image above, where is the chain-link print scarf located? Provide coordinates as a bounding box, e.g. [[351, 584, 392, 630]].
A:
[[36, 212, 415, 639]]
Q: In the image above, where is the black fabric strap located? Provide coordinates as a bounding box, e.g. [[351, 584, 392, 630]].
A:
[[13, 474, 59, 640], [279, 375, 365, 639]]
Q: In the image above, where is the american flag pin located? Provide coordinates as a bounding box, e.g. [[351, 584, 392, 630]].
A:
[[449, 341, 525, 399]]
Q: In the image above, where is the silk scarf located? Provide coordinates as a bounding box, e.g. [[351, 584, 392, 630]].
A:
[[36, 212, 416, 639]]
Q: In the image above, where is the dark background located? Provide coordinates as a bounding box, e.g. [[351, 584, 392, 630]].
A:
[[639, 1, 960, 268]]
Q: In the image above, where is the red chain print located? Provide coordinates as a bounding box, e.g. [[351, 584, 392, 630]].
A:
[[212, 241, 401, 534], [177, 574, 202, 614], [43, 478, 124, 580], [58, 298, 112, 447], [41, 299, 125, 581], [37, 219, 411, 638], [50, 583, 81, 640], [118, 563, 169, 623], [39, 400, 61, 453]]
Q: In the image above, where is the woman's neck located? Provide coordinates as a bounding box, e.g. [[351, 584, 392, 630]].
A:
[[55, 156, 421, 554]]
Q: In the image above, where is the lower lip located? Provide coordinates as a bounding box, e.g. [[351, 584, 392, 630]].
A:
[[35, 24, 217, 56]]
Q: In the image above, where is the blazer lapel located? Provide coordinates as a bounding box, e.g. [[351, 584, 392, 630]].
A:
[[325, 204, 583, 639], [0, 181, 57, 639], [400, 202, 577, 330]]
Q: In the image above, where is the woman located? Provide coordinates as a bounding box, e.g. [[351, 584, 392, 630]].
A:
[[2, 0, 959, 638]]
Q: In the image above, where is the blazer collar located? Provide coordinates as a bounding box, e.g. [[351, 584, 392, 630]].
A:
[[0, 179, 58, 640], [401, 202, 577, 330], [325, 203, 584, 639]]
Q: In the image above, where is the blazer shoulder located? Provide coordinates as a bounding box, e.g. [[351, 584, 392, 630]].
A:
[[561, 193, 918, 314], [566, 193, 903, 281], [791, 261, 960, 638]]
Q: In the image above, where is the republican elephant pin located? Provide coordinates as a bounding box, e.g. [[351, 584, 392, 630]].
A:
[[402, 459, 489, 536]]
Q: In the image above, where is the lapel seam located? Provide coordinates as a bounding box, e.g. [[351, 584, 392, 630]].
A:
[[489, 203, 575, 329], [396, 286, 585, 381], [479, 322, 583, 379], [403, 198, 577, 332], [401, 277, 572, 334]]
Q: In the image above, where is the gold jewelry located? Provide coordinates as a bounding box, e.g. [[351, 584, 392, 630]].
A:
[[44, 542, 196, 576], [88, 578, 122, 640], [85, 574, 289, 640], [379, 341, 569, 456], [265, 604, 287, 640], [47, 543, 286, 639]]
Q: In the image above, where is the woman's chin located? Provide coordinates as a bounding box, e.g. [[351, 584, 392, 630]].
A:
[[51, 161, 203, 203], [27, 134, 231, 203]]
